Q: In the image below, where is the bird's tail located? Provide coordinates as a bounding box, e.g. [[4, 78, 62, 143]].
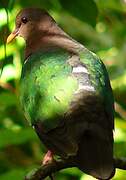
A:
[[76, 130, 115, 180]]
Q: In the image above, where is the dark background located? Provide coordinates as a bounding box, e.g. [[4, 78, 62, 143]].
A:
[[0, 0, 126, 179]]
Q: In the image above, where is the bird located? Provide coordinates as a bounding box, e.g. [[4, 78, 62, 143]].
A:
[[7, 8, 115, 179]]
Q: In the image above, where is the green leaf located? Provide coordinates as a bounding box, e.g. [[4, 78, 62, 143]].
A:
[[0, 128, 37, 148], [0, 0, 9, 9], [96, 0, 125, 12], [0, 92, 17, 107], [0, 0, 15, 10], [59, 0, 98, 26], [19, 0, 52, 10], [0, 169, 26, 180], [0, 167, 36, 180], [8, 0, 15, 11]]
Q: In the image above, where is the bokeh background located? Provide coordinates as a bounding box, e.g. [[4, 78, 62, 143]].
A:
[[0, 0, 126, 179]]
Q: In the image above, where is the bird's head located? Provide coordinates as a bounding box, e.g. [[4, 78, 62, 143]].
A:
[[7, 8, 55, 44], [6, 8, 79, 58]]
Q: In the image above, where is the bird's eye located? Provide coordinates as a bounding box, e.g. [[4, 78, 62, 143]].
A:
[[21, 17, 28, 24]]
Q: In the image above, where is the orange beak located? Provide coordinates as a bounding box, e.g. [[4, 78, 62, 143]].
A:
[[6, 30, 19, 44]]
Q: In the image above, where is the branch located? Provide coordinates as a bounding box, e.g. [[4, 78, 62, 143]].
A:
[[25, 157, 126, 180], [25, 157, 76, 180], [114, 157, 126, 170]]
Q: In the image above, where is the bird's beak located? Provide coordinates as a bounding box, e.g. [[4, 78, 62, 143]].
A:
[[6, 29, 19, 44]]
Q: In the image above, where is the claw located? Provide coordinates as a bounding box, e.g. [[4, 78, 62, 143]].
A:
[[43, 150, 53, 165]]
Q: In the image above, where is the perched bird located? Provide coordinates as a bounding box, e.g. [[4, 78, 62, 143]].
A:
[[7, 8, 115, 179]]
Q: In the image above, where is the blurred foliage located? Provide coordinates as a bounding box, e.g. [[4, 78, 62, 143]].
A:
[[0, 0, 126, 179]]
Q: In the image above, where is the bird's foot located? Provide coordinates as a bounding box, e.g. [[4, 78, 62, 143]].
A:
[[42, 150, 53, 165]]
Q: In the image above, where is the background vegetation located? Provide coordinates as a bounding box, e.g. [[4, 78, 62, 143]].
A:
[[0, 0, 126, 179]]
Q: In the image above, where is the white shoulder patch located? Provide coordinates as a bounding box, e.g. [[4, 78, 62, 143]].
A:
[[72, 65, 95, 93], [72, 66, 89, 74], [78, 84, 95, 91]]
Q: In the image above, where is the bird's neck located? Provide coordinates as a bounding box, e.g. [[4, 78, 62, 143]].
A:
[[25, 26, 84, 59]]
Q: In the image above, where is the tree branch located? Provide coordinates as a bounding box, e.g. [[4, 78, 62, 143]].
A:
[[25, 157, 126, 180], [114, 157, 126, 170]]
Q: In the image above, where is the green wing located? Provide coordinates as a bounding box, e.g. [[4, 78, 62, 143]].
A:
[[79, 49, 114, 129], [20, 49, 78, 131], [20, 48, 114, 133]]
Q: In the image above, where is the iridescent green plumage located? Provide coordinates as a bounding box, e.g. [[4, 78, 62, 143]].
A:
[[20, 48, 114, 131], [20, 49, 78, 130]]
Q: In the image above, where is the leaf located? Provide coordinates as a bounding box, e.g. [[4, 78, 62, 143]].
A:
[[0, 167, 36, 180], [0, 0, 9, 9], [96, 0, 125, 12], [0, 0, 15, 10], [0, 169, 26, 180], [8, 0, 15, 11], [114, 141, 126, 157], [59, 0, 98, 26], [19, 0, 52, 10], [0, 92, 17, 107], [0, 128, 38, 148]]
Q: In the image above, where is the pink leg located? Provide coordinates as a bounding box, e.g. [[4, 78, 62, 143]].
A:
[[42, 150, 53, 165]]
